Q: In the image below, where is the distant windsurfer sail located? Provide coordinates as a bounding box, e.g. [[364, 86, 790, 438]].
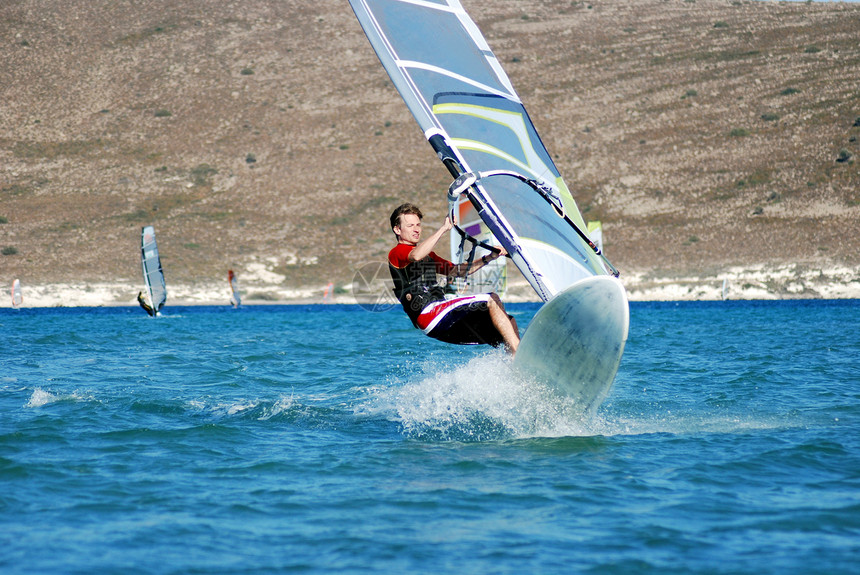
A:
[[11, 279, 22, 308], [228, 269, 241, 308], [139, 225, 166, 317], [349, 0, 629, 411]]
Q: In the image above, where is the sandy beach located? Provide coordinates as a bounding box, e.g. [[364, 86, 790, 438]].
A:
[[6, 263, 859, 308]]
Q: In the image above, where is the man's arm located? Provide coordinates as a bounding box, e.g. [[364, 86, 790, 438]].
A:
[[447, 247, 507, 279], [408, 216, 453, 262]]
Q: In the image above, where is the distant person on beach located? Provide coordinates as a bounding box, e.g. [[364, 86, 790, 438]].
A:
[[387, 202, 519, 354]]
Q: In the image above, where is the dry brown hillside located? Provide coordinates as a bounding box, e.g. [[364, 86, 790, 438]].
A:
[[1, 0, 859, 296]]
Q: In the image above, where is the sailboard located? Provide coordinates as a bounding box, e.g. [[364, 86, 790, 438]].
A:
[[229, 269, 241, 308], [140, 225, 166, 316], [349, 0, 629, 411], [322, 281, 334, 304], [11, 279, 22, 308]]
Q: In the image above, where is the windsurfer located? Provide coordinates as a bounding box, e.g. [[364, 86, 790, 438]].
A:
[[137, 291, 156, 317], [388, 203, 520, 354]]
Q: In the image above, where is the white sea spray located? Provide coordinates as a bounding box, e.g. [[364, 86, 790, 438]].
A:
[[26, 387, 58, 408], [366, 349, 606, 440]]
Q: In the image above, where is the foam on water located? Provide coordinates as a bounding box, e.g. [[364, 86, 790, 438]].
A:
[[187, 394, 299, 421], [24, 387, 94, 408], [590, 409, 805, 439]]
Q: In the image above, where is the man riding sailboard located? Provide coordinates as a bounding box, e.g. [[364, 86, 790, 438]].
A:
[[388, 203, 520, 354], [137, 291, 157, 317]]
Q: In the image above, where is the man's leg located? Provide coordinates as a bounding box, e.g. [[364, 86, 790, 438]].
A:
[[487, 293, 519, 354]]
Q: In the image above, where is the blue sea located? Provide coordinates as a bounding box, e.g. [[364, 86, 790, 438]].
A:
[[1, 300, 858, 574]]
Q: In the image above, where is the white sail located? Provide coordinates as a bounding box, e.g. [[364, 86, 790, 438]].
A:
[[141, 226, 166, 314]]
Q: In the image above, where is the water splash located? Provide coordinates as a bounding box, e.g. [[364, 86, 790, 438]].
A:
[[366, 350, 603, 441], [24, 387, 98, 409], [26, 387, 58, 408]]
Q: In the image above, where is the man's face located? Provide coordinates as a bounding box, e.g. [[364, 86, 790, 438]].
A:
[[395, 213, 422, 245]]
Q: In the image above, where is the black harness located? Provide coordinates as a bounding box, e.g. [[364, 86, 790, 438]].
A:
[[389, 256, 452, 327]]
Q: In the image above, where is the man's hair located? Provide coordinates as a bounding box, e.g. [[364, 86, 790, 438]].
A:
[[390, 203, 423, 234]]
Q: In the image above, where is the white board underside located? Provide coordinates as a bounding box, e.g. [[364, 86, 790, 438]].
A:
[[513, 276, 629, 413]]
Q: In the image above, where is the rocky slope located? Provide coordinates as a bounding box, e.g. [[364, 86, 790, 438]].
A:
[[1, 0, 859, 301]]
